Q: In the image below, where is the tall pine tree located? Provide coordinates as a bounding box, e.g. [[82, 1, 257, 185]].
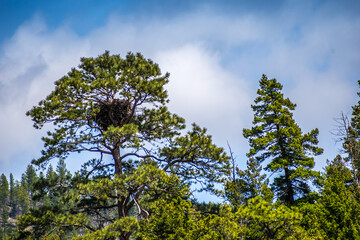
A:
[[0, 174, 9, 208], [0, 174, 9, 239], [9, 174, 16, 218], [345, 80, 360, 187], [243, 75, 323, 204], [23, 165, 38, 207]]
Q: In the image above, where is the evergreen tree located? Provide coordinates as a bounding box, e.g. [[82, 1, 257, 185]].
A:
[[137, 198, 242, 240], [15, 180, 30, 215], [136, 197, 196, 240], [351, 80, 360, 141], [345, 80, 360, 187], [21, 51, 229, 239], [9, 174, 16, 218], [191, 201, 220, 216], [0, 174, 9, 208], [191, 205, 241, 240], [236, 196, 314, 239], [316, 155, 360, 239], [23, 165, 38, 206], [243, 75, 323, 204], [56, 159, 71, 181], [0, 174, 9, 240], [30, 162, 71, 209], [225, 158, 272, 206], [1, 206, 9, 240], [333, 113, 360, 187]]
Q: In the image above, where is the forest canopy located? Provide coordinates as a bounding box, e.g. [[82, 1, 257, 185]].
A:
[[1, 52, 360, 239]]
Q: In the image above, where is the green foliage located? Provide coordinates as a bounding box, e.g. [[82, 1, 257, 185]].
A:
[[192, 205, 241, 240], [191, 201, 220, 216], [136, 198, 196, 240], [13, 56, 360, 239], [315, 156, 360, 239], [243, 75, 323, 204], [342, 80, 360, 187], [16, 183, 30, 215], [22, 165, 37, 193], [23, 50, 230, 239], [225, 157, 273, 205], [1, 205, 10, 240], [351, 80, 360, 131], [159, 123, 230, 191], [0, 174, 10, 239], [0, 174, 9, 207], [16, 160, 77, 239], [73, 217, 139, 240], [137, 198, 241, 240], [236, 196, 314, 239], [26, 51, 184, 167]]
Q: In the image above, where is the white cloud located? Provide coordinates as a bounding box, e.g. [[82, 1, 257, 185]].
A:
[[1, 3, 360, 178], [0, 16, 92, 177], [155, 44, 251, 148]]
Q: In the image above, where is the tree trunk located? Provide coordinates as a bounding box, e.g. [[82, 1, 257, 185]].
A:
[[113, 147, 131, 240], [114, 147, 122, 175], [284, 166, 294, 204], [113, 146, 124, 217]]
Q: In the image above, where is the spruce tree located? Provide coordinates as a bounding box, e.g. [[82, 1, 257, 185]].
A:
[[9, 174, 16, 218], [243, 75, 323, 204], [16, 180, 30, 215], [0, 174, 9, 208], [23, 165, 38, 205], [0, 174, 9, 239], [55, 159, 71, 181]]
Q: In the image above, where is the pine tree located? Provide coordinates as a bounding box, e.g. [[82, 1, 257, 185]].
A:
[[9, 174, 16, 218], [21, 51, 229, 239], [333, 113, 360, 188], [23, 165, 38, 207], [0, 174, 9, 208], [16, 180, 30, 215], [316, 155, 360, 239], [225, 158, 272, 205], [345, 80, 360, 187], [236, 196, 312, 239], [1, 206, 9, 240], [243, 75, 323, 204], [56, 159, 71, 181], [351, 80, 360, 134], [0, 174, 9, 239]]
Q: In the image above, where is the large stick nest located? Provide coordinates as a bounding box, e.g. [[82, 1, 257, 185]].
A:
[[94, 99, 132, 130]]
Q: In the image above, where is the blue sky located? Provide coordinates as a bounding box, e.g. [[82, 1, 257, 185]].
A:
[[1, 0, 360, 193]]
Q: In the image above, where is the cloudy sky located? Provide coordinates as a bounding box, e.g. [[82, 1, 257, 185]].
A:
[[1, 0, 360, 182]]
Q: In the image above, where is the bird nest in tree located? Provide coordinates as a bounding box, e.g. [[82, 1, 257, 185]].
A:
[[94, 99, 132, 130]]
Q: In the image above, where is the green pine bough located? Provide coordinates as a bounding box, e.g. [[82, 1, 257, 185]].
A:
[[21, 51, 230, 239], [243, 74, 323, 205]]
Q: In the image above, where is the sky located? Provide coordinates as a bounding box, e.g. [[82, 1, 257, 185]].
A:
[[1, 0, 360, 191]]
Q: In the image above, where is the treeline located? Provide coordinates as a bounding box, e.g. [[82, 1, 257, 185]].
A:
[[0, 160, 71, 238], [2, 151, 360, 239], [1, 52, 360, 239]]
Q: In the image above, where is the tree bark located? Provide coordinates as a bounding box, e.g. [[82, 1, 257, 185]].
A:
[[113, 147, 131, 240], [284, 166, 294, 204]]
